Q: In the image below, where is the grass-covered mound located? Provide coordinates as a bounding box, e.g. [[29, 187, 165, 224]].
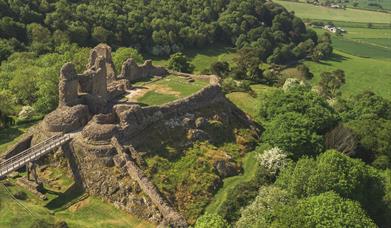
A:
[[127, 103, 259, 224], [129, 75, 209, 106], [0, 170, 153, 228]]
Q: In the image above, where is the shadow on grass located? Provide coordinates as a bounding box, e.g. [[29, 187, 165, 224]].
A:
[[329, 53, 350, 62], [45, 183, 85, 211], [0, 122, 36, 145]]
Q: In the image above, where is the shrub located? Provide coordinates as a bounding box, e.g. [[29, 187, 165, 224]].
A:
[[167, 52, 194, 73], [257, 147, 289, 176], [13, 191, 27, 200], [195, 213, 229, 228]]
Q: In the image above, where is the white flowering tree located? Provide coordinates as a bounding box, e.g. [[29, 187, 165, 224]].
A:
[[257, 147, 288, 176]]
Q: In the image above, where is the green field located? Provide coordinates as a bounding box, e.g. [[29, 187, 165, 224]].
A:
[[135, 75, 209, 106], [346, 0, 391, 11], [305, 50, 391, 99], [275, 0, 391, 24]]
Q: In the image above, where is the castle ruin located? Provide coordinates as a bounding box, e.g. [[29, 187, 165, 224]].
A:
[[2, 44, 259, 227]]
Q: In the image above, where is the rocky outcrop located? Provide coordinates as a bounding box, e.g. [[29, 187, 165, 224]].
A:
[[119, 59, 168, 82]]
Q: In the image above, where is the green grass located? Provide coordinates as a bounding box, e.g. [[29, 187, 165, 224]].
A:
[[150, 44, 237, 73], [226, 84, 277, 123], [205, 151, 259, 214], [136, 75, 209, 105], [275, 0, 391, 24], [0, 122, 37, 155], [0, 180, 153, 228], [346, 0, 391, 11], [313, 27, 391, 59], [138, 91, 178, 106], [305, 50, 391, 99]]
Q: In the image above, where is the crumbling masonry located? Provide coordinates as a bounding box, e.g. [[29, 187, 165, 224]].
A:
[[2, 44, 259, 227]]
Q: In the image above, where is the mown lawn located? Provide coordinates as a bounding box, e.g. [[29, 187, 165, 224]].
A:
[[275, 0, 391, 23], [136, 75, 209, 106]]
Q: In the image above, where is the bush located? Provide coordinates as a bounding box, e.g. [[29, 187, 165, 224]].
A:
[[195, 213, 229, 228], [274, 192, 377, 228], [13, 191, 27, 200], [257, 147, 289, 176], [167, 52, 194, 73]]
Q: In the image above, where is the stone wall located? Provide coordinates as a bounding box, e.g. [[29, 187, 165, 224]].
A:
[[119, 59, 168, 82], [71, 138, 162, 223], [58, 63, 79, 107], [87, 43, 116, 82]]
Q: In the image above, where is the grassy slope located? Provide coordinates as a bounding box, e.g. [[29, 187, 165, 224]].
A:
[[275, 0, 391, 23], [305, 50, 391, 99], [0, 122, 37, 155], [205, 151, 258, 214], [226, 84, 277, 122], [205, 85, 275, 214], [0, 179, 153, 228]]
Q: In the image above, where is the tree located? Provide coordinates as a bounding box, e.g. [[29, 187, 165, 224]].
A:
[[276, 150, 390, 226], [210, 61, 230, 77], [318, 69, 346, 99], [234, 47, 263, 81], [195, 213, 229, 228], [274, 192, 376, 228], [236, 186, 291, 228], [260, 87, 339, 134], [262, 112, 324, 157], [92, 26, 111, 43], [167, 52, 194, 73], [338, 91, 391, 121], [112, 47, 144, 72], [296, 64, 313, 80], [257, 147, 289, 176]]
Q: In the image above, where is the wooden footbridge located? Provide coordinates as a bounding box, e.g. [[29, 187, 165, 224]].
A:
[[0, 133, 74, 178]]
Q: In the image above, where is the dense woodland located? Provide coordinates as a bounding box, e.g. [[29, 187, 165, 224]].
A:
[[0, 0, 390, 227]]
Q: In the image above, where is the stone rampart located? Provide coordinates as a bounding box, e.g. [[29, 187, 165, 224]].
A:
[[119, 59, 168, 82]]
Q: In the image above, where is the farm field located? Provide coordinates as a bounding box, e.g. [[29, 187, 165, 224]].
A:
[[274, 0, 391, 23], [305, 50, 391, 99]]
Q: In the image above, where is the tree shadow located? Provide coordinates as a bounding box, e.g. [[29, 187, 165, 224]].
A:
[[328, 53, 350, 62], [44, 183, 85, 211]]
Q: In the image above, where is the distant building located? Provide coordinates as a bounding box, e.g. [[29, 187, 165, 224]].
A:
[[323, 25, 347, 33]]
